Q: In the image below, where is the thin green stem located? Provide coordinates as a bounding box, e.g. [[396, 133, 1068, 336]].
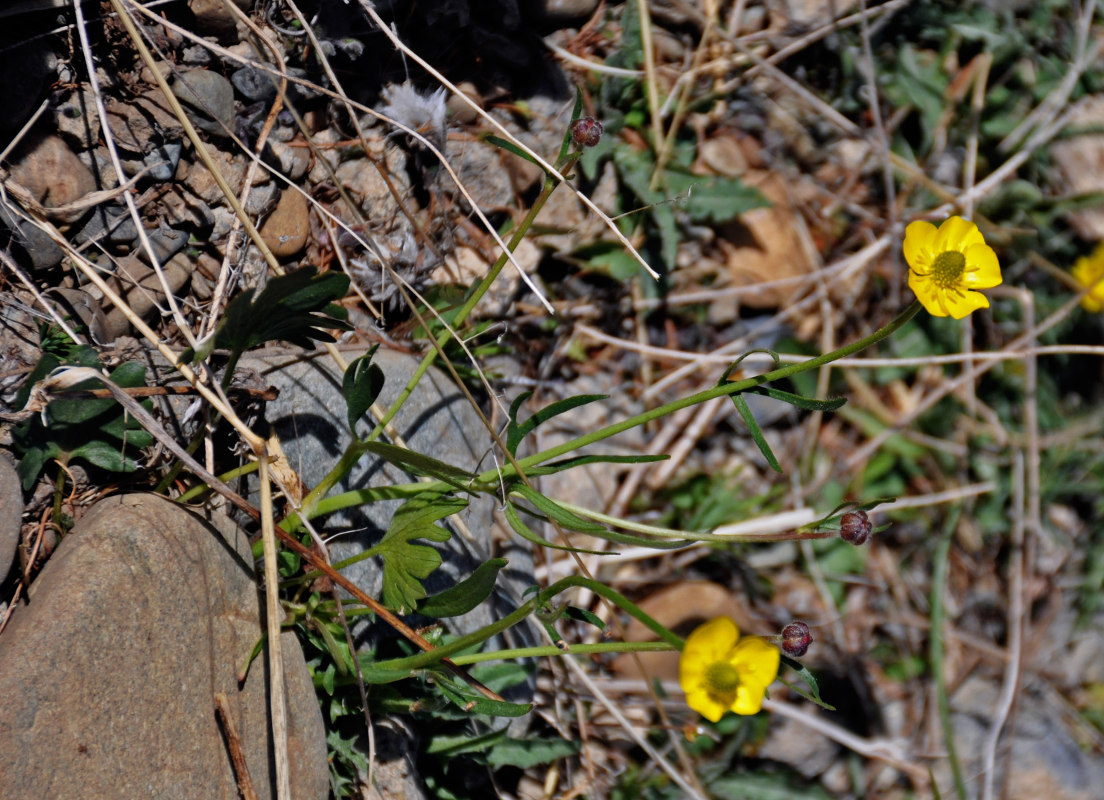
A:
[[366, 575, 683, 676], [282, 300, 923, 530], [499, 300, 923, 478], [448, 640, 674, 666], [295, 155, 581, 521]]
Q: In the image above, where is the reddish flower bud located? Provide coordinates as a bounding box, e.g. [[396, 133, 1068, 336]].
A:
[[780, 621, 812, 657], [570, 116, 603, 148], [840, 509, 872, 545]]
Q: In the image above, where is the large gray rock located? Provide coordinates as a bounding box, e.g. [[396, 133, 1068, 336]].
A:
[[0, 451, 21, 581], [245, 348, 535, 645], [245, 347, 537, 798], [0, 493, 328, 800]]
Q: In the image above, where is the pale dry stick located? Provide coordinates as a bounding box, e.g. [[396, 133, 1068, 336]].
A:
[[980, 452, 1025, 800], [0, 251, 85, 345], [0, 96, 50, 164], [842, 290, 1084, 474], [74, 0, 198, 351], [999, 0, 1098, 154], [199, 16, 289, 339], [560, 657, 708, 800], [645, 396, 728, 490], [1, 163, 162, 225], [608, 403, 700, 519], [726, 0, 747, 36], [17, 215, 264, 450], [762, 697, 930, 788], [535, 481, 996, 580], [352, 0, 661, 281], [542, 38, 644, 77], [257, 454, 291, 800], [640, 237, 889, 399], [959, 55, 992, 423], [635, 0, 665, 181], [856, 0, 901, 305]]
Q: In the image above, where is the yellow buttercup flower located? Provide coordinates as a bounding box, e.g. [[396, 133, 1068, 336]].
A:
[[678, 617, 780, 722], [1072, 242, 1104, 313], [902, 216, 1002, 319]]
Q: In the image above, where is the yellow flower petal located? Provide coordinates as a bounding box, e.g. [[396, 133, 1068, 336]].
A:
[[944, 289, 991, 320], [902, 220, 937, 271], [729, 637, 781, 691], [933, 216, 985, 253], [685, 687, 726, 723], [731, 685, 768, 715], [903, 216, 1001, 318], [682, 617, 739, 669], [962, 243, 1002, 289]]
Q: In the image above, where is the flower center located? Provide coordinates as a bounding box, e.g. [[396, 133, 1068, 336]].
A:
[[931, 250, 966, 288], [703, 660, 741, 704]]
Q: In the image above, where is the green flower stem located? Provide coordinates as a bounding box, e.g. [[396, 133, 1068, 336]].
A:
[[448, 640, 675, 666], [295, 155, 581, 522], [175, 459, 259, 503], [367, 575, 683, 676], [281, 301, 922, 531], [556, 499, 837, 543], [494, 300, 924, 479]]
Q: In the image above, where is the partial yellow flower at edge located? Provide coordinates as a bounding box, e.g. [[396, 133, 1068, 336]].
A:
[[902, 216, 1002, 319], [678, 617, 781, 723], [1072, 242, 1104, 313]]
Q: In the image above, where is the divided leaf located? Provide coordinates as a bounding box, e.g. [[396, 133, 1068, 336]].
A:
[[376, 493, 467, 613]]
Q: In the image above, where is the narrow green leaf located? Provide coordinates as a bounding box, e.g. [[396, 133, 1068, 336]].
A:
[[358, 441, 476, 488], [503, 503, 607, 554], [732, 394, 782, 473], [511, 484, 606, 533], [508, 393, 607, 456], [538, 453, 668, 473], [563, 606, 606, 631], [505, 390, 534, 456], [484, 135, 546, 172], [435, 679, 532, 717], [747, 385, 846, 412], [418, 558, 508, 618], [342, 347, 385, 436], [779, 656, 836, 711], [426, 729, 507, 758]]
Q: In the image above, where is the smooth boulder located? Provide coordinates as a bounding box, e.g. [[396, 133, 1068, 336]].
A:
[[0, 493, 328, 800]]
